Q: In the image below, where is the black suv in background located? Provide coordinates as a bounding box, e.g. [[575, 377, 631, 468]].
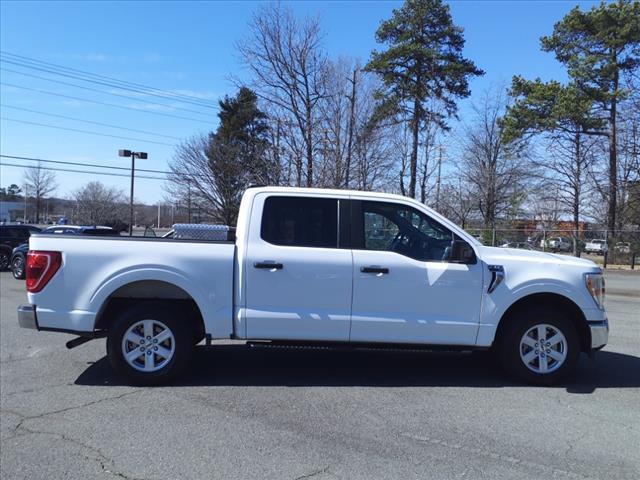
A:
[[0, 225, 41, 270]]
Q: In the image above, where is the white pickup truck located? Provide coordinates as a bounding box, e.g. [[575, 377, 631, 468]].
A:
[[18, 187, 608, 385]]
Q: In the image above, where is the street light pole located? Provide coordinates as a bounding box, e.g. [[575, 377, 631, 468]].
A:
[[118, 149, 148, 236]]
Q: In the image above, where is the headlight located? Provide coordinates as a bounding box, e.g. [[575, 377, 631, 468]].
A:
[[585, 273, 605, 310]]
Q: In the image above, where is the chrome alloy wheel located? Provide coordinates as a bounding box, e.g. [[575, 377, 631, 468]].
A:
[[519, 324, 567, 374], [121, 319, 175, 372]]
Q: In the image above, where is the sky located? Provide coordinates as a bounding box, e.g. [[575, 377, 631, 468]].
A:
[[0, 0, 601, 204]]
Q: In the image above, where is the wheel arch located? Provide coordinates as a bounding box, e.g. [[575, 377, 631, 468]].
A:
[[94, 280, 205, 342], [494, 292, 591, 353]]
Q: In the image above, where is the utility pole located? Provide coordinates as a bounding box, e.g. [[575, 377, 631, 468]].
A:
[[187, 180, 192, 223], [118, 149, 148, 236], [23, 183, 27, 223], [157, 203, 161, 228], [345, 68, 358, 189], [435, 145, 443, 211]]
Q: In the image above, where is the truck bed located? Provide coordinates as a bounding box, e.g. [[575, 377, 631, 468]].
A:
[[27, 234, 236, 336]]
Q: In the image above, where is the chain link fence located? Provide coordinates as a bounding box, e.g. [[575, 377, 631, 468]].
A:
[[465, 228, 640, 269]]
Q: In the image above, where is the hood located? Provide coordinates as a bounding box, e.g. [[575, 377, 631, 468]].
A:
[[477, 246, 600, 271]]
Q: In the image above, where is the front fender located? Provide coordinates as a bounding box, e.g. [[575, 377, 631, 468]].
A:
[[475, 278, 593, 347]]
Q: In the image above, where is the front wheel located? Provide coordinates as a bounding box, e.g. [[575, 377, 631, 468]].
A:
[[106, 303, 194, 386], [499, 307, 580, 385]]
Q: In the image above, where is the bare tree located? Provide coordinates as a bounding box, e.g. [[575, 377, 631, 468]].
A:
[[458, 91, 532, 230], [437, 179, 476, 229], [238, 3, 327, 187], [23, 163, 57, 222], [72, 181, 126, 226]]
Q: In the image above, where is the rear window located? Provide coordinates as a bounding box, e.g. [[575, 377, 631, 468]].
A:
[[261, 196, 338, 248]]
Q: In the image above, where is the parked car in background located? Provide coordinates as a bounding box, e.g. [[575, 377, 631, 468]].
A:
[[585, 239, 608, 255], [499, 242, 534, 250], [0, 224, 41, 270], [614, 242, 631, 254], [546, 237, 572, 252], [41, 225, 121, 236], [9, 226, 120, 279]]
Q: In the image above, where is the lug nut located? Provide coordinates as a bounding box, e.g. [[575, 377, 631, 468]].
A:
[[146, 336, 151, 340], [154, 346, 158, 351], [139, 347, 144, 352], [153, 339, 158, 344], [546, 342, 550, 347], [140, 339, 145, 344], [546, 349, 551, 354], [146, 350, 152, 355], [535, 349, 539, 354]]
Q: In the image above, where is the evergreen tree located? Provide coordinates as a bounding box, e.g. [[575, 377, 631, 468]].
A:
[[540, 0, 640, 237], [206, 87, 274, 224], [365, 0, 483, 198]]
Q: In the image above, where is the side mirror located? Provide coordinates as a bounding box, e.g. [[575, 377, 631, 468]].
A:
[[450, 239, 476, 264]]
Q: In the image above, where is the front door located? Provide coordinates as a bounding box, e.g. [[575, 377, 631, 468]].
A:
[[349, 199, 483, 345], [243, 193, 353, 341]]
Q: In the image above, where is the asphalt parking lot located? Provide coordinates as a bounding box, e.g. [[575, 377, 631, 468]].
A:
[[1, 270, 639, 480]]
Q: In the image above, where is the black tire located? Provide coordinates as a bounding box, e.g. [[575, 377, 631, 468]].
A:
[[106, 302, 194, 386], [0, 249, 10, 271], [498, 306, 580, 385], [11, 254, 25, 279]]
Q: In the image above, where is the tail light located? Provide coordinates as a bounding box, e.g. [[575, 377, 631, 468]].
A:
[[26, 251, 62, 293]]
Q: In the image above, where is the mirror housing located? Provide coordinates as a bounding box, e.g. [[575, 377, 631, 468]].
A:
[[450, 239, 476, 264]]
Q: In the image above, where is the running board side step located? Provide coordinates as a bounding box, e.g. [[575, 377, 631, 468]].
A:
[[246, 340, 482, 354]]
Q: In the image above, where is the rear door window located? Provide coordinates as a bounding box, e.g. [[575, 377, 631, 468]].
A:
[[261, 196, 338, 248]]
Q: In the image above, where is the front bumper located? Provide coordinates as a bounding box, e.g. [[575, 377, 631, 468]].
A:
[[18, 304, 38, 330], [588, 319, 609, 349]]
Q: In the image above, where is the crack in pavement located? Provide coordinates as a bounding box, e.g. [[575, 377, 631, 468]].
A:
[[8, 424, 150, 480], [2, 389, 147, 480], [294, 466, 330, 479], [7, 388, 142, 436], [400, 432, 596, 480]]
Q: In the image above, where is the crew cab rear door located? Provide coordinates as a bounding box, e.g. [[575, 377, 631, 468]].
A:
[[243, 192, 352, 341]]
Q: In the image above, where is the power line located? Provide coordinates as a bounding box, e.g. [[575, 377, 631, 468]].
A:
[[1, 117, 177, 147], [0, 154, 209, 179], [0, 82, 212, 124], [0, 104, 182, 140], [0, 162, 166, 181], [1, 51, 218, 108], [0, 51, 219, 110], [0, 65, 215, 118]]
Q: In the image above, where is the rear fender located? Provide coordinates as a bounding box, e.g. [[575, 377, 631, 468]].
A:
[[90, 267, 231, 337]]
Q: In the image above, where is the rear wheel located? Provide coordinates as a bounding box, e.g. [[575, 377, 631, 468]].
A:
[[11, 254, 25, 279], [106, 303, 194, 385], [499, 307, 580, 385]]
